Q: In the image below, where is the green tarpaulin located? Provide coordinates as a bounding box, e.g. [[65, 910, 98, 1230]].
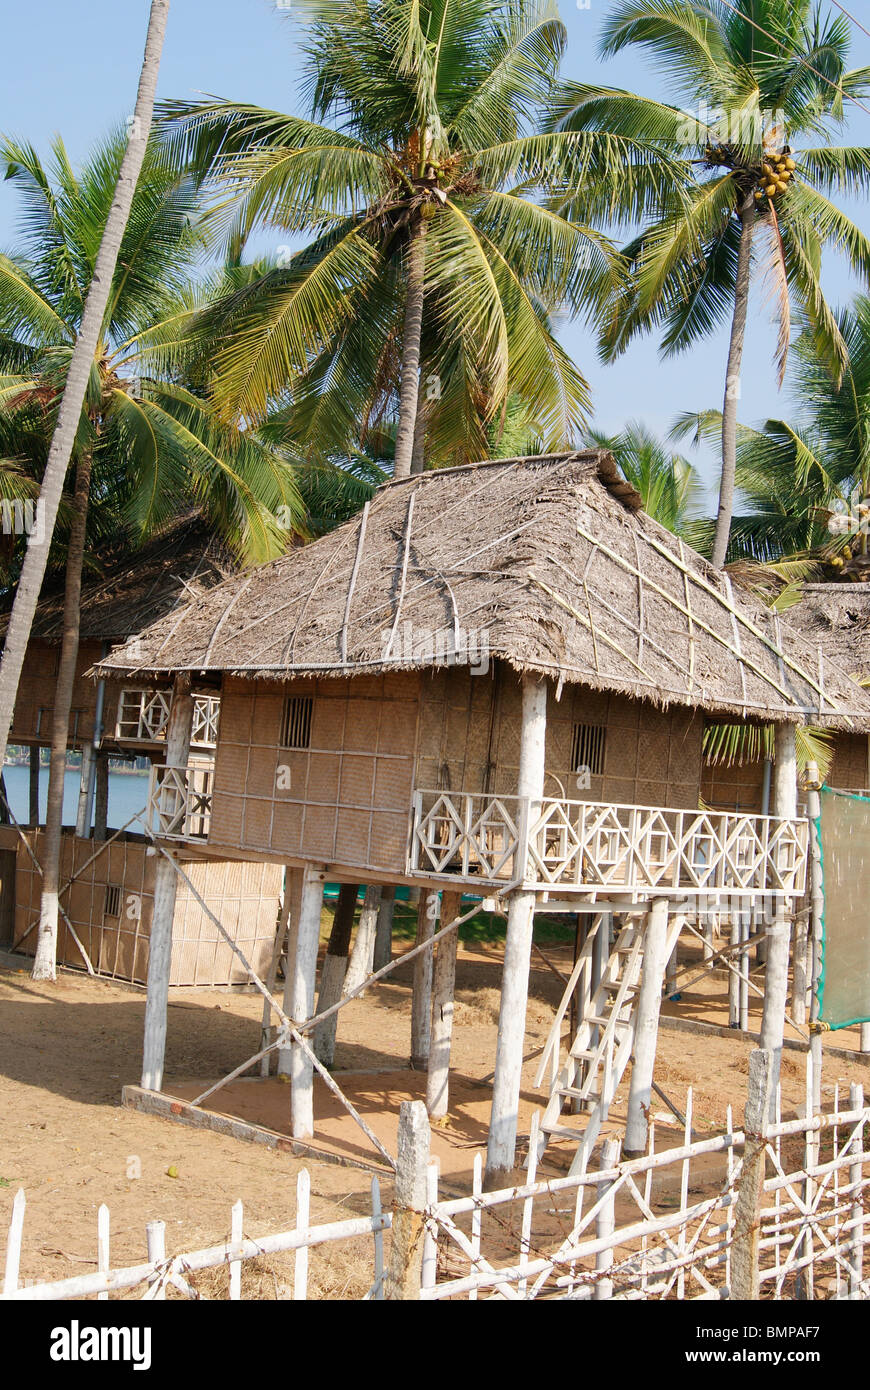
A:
[[818, 786, 870, 1030]]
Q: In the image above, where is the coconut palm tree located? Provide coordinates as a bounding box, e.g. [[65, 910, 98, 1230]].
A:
[[0, 0, 171, 785], [157, 0, 683, 474], [0, 132, 303, 982], [674, 295, 870, 567], [584, 420, 704, 538], [555, 0, 870, 568]]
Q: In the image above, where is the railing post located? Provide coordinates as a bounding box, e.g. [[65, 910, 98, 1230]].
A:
[[385, 1100, 431, 1300], [731, 1048, 776, 1300]]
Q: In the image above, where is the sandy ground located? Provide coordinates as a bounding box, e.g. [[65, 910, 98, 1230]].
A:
[[2, 930, 870, 1295]]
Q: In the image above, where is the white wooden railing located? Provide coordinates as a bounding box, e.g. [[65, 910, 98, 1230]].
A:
[[116, 689, 220, 749], [149, 764, 213, 840], [409, 790, 808, 898]]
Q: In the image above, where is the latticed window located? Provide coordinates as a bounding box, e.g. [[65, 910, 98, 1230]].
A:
[[571, 723, 606, 777], [104, 884, 123, 917], [280, 696, 314, 749]]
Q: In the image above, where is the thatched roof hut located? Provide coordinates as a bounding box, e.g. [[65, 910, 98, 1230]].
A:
[[783, 583, 870, 686], [96, 453, 870, 731], [1, 513, 235, 645]]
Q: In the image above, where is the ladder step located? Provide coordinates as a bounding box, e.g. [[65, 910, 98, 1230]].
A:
[[583, 1013, 631, 1028], [541, 1122, 590, 1140], [558, 1086, 601, 1102]]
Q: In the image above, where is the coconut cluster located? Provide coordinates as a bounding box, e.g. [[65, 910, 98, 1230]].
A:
[[755, 150, 796, 203]]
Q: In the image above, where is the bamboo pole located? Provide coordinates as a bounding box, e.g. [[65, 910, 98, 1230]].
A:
[[411, 890, 438, 1069], [140, 675, 193, 1091], [594, 1138, 620, 1300], [624, 898, 669, 1158], [426, 890, 462, 1118], [373, 885, 395, 971], [486, 675, 547, 1185], [289, 868, 324, 1140], [28, 746, 40, 827]]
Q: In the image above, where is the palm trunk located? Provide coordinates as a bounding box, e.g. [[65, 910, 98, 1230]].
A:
[[0, 0, 169, 772], [31, 452, 93, 981], [410, 380, 427, 475], [392, 218, 426, 481], [712, 190, 756, 569]]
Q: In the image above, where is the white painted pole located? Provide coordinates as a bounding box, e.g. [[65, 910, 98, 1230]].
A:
[[229, 1199, 243, 1301], [140, 675, 194, 1091], [486, 674, 547, 1185], [806, 761, 824, 1115], [759, 910, 791, 1119], [146, 1221, 166, 1300], [344, 884, 381, 994], [792, 915, 809, 1027], [290, 868, 324, 1139], [3, 1189, 25, 1294], [97, 1204, 110, 1302], [313, 883, 357, 1068], [729, 917, 740, 1027], [850, 1082, 864, 1298], [411, 890, 438, 1068], [594, 1137, 620, 1300], [278, 871, 302, 1077], [426, 890, 462, 1118], [624, 897, 670, 1158]]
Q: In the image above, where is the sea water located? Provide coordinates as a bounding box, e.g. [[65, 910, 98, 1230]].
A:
[[1, 763, 150, 831]]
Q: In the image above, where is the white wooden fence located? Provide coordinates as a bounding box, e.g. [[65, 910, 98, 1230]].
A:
[[3, 1062, 867, 1300]]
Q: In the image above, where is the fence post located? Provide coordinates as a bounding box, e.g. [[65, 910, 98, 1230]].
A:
[[385, 1100, 431, 1300], [850, 1083, 864, 1300], [731, 1048, 775, 1300], [3, 1189, 25, 1295], [594, 1138, 621, 1300], [146, 1220, 167, 1300]]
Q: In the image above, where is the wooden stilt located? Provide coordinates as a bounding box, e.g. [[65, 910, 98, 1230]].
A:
[[259, 872, 294, 1075], [486, 674, 547, 1185], [313, 883, 358, 1067], [426, 890, 462, 1118], [344, 885, 381, 994], [28, 745, 40, 827], [624, 897, 669, 1158], [373, 885, 395, 971], [94, 751, 109, 840], [289, 867, 325, 1140], [278, 872, 302, 1076], [762, 723, 798, 1103], [140, 677, 193, 1091], [411, 890, 438, 1069]]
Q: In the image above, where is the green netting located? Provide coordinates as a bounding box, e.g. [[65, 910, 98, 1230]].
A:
[[817, 785, 870, 1031]]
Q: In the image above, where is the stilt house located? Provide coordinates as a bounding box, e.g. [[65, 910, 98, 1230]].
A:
[[0, 516, 283, 984], [94, 453, 870, 1176]]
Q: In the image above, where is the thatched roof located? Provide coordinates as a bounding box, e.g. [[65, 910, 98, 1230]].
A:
[[1, 514, 235, 644], [784, 584, 870, 685], [95, 453, 870, 730]]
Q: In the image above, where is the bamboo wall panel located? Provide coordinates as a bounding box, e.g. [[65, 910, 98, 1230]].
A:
[[9, 830, 280, 986], [415, 668, 704, 809], [701, 732, 869, 811], [210, 674, 420, 871], [10, 639, 121, 750]]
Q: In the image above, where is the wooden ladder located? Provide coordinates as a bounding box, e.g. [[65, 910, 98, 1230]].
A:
[[534, 910, 681, 1176]]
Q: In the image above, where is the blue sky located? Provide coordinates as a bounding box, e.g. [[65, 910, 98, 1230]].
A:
[[2, 0, 869, 502]]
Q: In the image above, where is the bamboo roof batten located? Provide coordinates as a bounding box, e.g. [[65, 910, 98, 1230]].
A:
[[93, 453, 870, 731]]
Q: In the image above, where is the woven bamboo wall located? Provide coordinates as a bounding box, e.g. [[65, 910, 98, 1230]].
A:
[[701, 756, 768, 812], [415, 667, 704, 808], [210, 673, 421, 872], [8, 829, 280, 986], [701, 733, 869, 811], [10, 639, 120, 749]]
